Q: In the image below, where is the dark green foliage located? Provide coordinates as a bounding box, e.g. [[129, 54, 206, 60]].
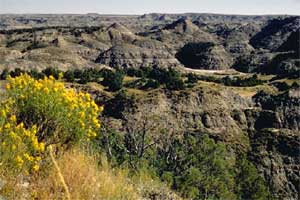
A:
[[102, 90, 134, 119], [123, 66, 185, 90], [143, 79, 160, 89], [96, 127, 127, 165], [78, 69, 93, 84], [64, 68, 103, 83], [10, 68, 25, 78], [157, 134, 236, 199], [102, 69, 124, 91], [42, 67, 60, 79], [28, 69, 44, 79], [73, 69, 84, 79], [222, 75, 265, 87], [83, 68, 101, 83], [63, 70, 75, 82], [124, 78, 147, 89], [94, 125, 271, 200], [124, 78, 160, 90], [194, 74, 265, 87], [186, 73, 198, 84], [291, 82, 300, 89], [0, 69, 10, 80], [99, 68, 112, 78], [236, 155, 271, 200], [164, 69, 185, 90], [148, 66, 167, 83], [147, 67, 185, 90], [197, 75, 220, 83], [161, 171, 174, 186], [126, 68, 144, 77], [271, 81, 299, 91], [233, 62, 259, 73], [125, 67, 152, 78], [165, 77, 185, 90]]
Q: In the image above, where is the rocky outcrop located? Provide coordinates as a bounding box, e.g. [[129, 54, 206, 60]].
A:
[[175, 42, 233, 70], [95, 85, 299, 199], [141, 19, 217, 51], [163, 18, 199, 34], [234, 27, 300, 76], [138, 13, 276, 24], [243, 89, 299, 199], [106, 23, 137, 43], [100, 86, 253, 147], [216, 23, 259, 56], [249, 130, 300, 200], [277, 29, 300, 54], [252, 90, 300, 131], [1, 14, 298, 73], [95, 44, 179, 68], [250, 16, 300, 51]]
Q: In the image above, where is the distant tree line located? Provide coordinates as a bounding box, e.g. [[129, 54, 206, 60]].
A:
[[1, 66, 272, 93], [185, 73, 266, 87], [0, 66, 186, 91]]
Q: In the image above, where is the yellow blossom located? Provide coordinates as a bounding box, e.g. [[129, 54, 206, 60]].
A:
[[15, 156, 24, 168], [9, 115, 17, 122], [43, 87, 50, 94], [32, 164, 39, 171], [4, 123, 10, 129], [39, 143, 45, 152], [5, 83, 11, 89]]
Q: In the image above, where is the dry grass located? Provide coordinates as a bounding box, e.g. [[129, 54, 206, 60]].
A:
[[123, 76, 139, 83], [195, 80, 277, 98], [87, 82, 106, 91], [31, 149, 140, 200], [257, 74, 276, 81], [272, 78, 300, 85], [230, 85, 277, 97], [126, 88, 149, 96], [1, 147, 181, 199]]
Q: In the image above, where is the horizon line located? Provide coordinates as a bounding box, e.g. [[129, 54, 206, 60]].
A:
[[0, 12, 299, 16]]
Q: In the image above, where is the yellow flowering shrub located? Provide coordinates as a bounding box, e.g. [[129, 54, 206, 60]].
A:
[[0, 74, 102, 175], [5, 74, 102, 145], [0, 100, 44, 174]]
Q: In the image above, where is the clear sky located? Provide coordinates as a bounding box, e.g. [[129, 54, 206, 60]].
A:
[[0, 0, 299, 15]]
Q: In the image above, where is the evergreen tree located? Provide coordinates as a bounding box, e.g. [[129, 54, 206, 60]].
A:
[[236, 155, 271, 200], [0, 69, 9, 80], [102, 70, 124, 91]]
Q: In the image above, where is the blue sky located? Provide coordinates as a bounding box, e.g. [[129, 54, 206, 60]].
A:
[[0, 0, 299, 15]]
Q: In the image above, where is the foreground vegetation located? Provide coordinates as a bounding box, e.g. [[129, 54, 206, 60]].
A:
[[0, 71, 283, 199], [0, 74, 177, 199]]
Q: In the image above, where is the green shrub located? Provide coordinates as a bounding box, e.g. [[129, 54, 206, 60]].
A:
[[236, 155, 271, 200], [64, 70, 75, 82], [29, 69, 44, 80], [148, 67, 185, 90], [291, 81, 300, 89], [186, 73, 198, 84], [0, 68, 9, 80], [42, 67, 61, 79], [143, 79, 160, 89], [102, 70, 124, 91], [10, 68, 25, 78]]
